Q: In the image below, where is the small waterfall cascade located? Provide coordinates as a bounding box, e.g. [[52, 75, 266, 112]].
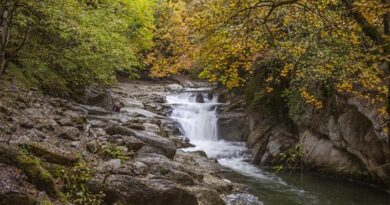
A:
[[166, 87, 390, 205], [166, 89, 219, 142], [166, 88, 278, 175]]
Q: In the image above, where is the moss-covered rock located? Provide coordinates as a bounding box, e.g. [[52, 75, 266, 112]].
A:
[[0, 192, 37, 205], [0, 143, 65, 200], [42, 162, 67, 179], [21, 142, 79, 166]]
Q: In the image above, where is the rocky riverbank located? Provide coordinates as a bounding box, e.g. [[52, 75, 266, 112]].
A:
[[0, 79, 260, 205], [216, 87, 390, 190]]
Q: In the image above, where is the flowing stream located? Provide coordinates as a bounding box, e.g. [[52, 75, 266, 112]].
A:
[[166, 89, 390, 205]]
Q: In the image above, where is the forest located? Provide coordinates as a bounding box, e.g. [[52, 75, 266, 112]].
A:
[[0, 0, 389, 204], [1, 0, 388, 125]]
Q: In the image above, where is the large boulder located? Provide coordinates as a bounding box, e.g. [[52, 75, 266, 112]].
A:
[[247, 114, 297, 166], [106, 126, 177, 158], [217, 114, 249, 141], [106, 126, 136, 136], [217, 98, 249, 141], [96, 175, 198, 205], [21, 142, 79, 166], [195, 93, 205, 103], [300, 129, 366, 175], [87, 93, 113, 109], [187, 186, 225, 205], [0, 144, 63, 199], [107, 135, 145, 151], [135, 153, 202, 184]]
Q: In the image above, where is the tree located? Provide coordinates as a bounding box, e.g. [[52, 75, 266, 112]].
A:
[[0, 0, 156, 94], [147, 0, 388, 134], [146, 0, 194, 78], [0, 0, 30, 78]]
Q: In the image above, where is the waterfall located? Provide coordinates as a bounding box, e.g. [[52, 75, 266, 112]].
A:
[[166, 88, 390, 205], [166, 90, 219, 142], [167, 88, 268, 169], [166, 88, 302, 195]]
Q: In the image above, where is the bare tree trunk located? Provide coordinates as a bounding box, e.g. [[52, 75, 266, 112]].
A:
[[383, 0, 390, 36], [0, 0, 17, 79]]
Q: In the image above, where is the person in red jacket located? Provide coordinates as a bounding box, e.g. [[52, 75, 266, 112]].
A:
[[112, 102, 124, 112]]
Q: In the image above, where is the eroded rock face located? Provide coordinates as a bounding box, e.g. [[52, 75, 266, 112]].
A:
[[244, 93, 390, 187], [247, 113, 297, 166], [217, 85, 390, 188], [217, 97, 249, 141]]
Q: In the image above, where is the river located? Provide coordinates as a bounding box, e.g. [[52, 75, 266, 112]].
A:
[[166, 89, 390, 205]]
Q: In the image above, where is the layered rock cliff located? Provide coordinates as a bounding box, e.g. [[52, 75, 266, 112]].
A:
[[217, 88, 390, 189]]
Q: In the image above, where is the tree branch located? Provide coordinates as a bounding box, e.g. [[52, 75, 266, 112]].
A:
[[341, 0, 384, 45]]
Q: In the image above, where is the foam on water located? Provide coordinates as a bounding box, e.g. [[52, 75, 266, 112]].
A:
[[166, 91, 299, 189], [167, 89, 390, 205]]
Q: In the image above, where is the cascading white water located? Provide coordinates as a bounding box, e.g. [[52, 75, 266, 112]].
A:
[[166, 88, 390, 205], [167, 90, 219, 142], [166, 88, 307, 200], [166, 89, 286, 180]]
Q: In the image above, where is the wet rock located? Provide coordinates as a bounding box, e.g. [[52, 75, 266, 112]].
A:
[[217, 114, 249, 141], [170, 135, 193, 148], [217, 98, 249, 141], [195, 93, 205, 103], [224, 193, 263, 205], [203, 174, 233, 193], [207, 93, 213, 100]]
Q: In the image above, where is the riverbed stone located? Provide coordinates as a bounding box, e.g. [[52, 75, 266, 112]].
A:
[[57, 126, 80, 141], [224, 193, 263, 205], [187, 186, 225, 205], [100, 175, 198, 205]]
